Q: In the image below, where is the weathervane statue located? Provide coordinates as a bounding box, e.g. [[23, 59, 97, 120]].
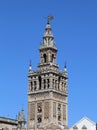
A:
[[47, 15, 54, 24]]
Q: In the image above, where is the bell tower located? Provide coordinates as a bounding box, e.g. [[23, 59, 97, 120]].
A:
[[28, 17, 68, 130]]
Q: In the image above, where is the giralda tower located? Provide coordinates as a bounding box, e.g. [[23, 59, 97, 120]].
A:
[[28, 17, 68, 130]]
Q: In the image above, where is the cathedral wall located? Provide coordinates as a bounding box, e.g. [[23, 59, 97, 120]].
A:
[[0, 123, 17, 130]]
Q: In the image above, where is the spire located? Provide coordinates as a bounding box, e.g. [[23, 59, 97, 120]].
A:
[[17, 108, 26, 122], [17, 108, 26, 129], [62, 62, 68, 78], [43, 16, 55, 47]]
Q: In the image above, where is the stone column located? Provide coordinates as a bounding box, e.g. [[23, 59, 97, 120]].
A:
[[37, 79, 39, 90], [41, 76, 44, 89], [49, 74, 52, 89], [46, 79, 47, 89]]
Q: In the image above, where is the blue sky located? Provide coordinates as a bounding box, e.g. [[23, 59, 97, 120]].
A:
[[0, 0, 97, 127]]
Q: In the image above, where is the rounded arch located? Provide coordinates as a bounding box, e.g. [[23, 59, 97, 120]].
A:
[[51, 54, 54, 63], [43, 54, 47, 63]]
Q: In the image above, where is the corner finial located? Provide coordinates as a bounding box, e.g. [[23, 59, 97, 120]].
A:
[[47, 16, 54, 24], [64, 62, 67, 71], [29, 60, 32, 71], [22, 104, 24, 111]]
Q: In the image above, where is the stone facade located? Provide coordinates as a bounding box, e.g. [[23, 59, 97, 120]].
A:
[[28, 20, 68, 130]]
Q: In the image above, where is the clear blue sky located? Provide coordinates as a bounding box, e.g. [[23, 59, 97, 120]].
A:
[[0, 0, 97, 127]]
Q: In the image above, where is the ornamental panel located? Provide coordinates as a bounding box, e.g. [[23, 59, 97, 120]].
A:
[[53, 102, 56, 117], [44, 102, 49, 119], [63, 105, 66, 120], [29, 103, 35, 120]]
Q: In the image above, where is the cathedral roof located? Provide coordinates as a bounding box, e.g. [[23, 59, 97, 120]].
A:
[[0, 117, 17, 125]]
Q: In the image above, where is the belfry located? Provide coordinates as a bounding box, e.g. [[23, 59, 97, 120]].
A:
[[28, 17, 68, 130]]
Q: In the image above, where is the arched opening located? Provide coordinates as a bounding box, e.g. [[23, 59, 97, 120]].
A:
[[43, 54, 47, 63], [58, 115, 61, 121], [47, 79, 50, 88], [51, 54, 54, 63], [34, 81, 37, 90], [44, 79, 46, 89], [37, 106, 42, 113], [38, 76, 41, 90], [58, 104, 61, 111], [38, 117, 42, 123], [52, 79, 54, 88]]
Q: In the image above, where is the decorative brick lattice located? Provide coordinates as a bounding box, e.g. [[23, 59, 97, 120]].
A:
[[53, 102, 56, 117], [63, 105, 66, 120], [44, 102, 49, 119], [29, 103, 35, 120]]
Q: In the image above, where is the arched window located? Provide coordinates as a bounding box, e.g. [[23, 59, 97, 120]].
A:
[[52, 79, 54, 88], [34, 81, 37, 90], [30, 81, 33, 91], [43, 54, 47, 63], [38, 106, 42, 113], [58, 104, 61, 111], [47, 79, 49, 88], [44, 79, 46, 89], [58, 115, 61, 121], [38, 76, 41, 90], [82, 125, 87, 130], [51, 54, 54, 63], [38, 117, 42, 123]]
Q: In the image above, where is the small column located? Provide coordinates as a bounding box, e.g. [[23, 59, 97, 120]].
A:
[[56, 80, 58, 90], [41, 76, 44, 89], [46, 79, 48, 89], [37, 79, 39, 90], [49, 74, 52, 89]]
